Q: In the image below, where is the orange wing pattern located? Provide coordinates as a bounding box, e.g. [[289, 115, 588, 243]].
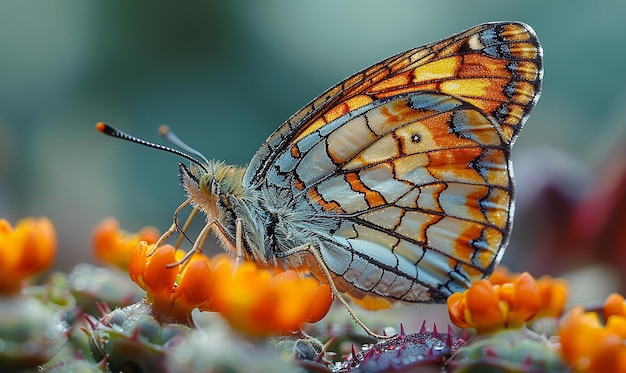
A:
[[243, 22, 542, 303], [245, 22, 541, 187]]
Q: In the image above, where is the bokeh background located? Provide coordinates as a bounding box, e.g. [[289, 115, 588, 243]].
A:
[[1, 1, 625, 302]]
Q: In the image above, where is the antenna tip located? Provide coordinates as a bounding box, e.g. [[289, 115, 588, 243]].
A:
[[95, 122, 108, 132], [96, 122, 118, 135], [158, 124, 170, 136], [96, 122, 124, 138]]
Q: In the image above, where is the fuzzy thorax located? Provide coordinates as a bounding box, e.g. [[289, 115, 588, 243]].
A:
[[178, 160, 318, 269]]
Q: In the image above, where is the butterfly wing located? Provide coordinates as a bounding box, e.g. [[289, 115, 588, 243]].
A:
[[244, 22, 542, 188], [242, 22, 542, 302]]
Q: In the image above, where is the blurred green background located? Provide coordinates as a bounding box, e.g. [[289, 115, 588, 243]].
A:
[[1, 1, 625, 276]]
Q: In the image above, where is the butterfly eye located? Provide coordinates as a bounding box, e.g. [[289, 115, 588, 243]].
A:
[[199, 173, 215, 197]]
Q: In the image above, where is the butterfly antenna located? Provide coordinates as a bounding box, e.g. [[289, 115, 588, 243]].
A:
[[96, 122, 208, 172], [159, 125, 211, 166]]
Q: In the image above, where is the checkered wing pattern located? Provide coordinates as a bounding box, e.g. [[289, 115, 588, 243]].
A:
[[243, 22, 542, 303]]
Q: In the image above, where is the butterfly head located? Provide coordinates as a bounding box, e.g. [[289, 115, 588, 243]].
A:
[[179, 160, 246, 217]]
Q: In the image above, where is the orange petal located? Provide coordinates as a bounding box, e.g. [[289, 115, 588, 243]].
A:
[[559, 307, 604, 371], [271, 279, 307, 332], [306, 282, 332, 323], [92, 218, 160, 270], [92, 217, 120, 262], [0, 217, 57, 293], [509, 272, 540, 325], [588, 340, 626, 373], [177, 254, 215, 309], [0, 219, 12, 234], [138, 226, 160, 244], [129, 241, 150, 286], [142, 245, 178, 295], [15, 217, 57, 274], [535, 275, 569, 318], [605, 293, 626, 319], [447, 292, 470, 329], [466, 279, 505, 330], [606, 315, 626, 339], [488, 265, 514, 285]]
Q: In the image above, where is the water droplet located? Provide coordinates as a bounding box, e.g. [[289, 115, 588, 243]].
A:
[[432, 341, 445, 351]]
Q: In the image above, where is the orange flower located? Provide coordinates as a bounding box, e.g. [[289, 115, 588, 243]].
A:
[[559, 306, 626, 373], [0, 217, 56, 294], [92, 217, 159, 270], [534, 275, 569, 319], [447, 272, 540, 333], [489, 267, 568, 320], [129, 242, 201, 324], [604, 293, 626, 320], [128, 244, 333, 335], [209, 255, 333, 335]]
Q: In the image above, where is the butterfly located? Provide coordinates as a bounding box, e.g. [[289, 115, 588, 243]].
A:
[[98, 21, 542, 337]]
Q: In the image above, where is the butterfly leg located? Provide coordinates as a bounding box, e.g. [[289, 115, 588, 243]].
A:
[[149, 222, 177, 256], [150, 198, 193, 256], [280, 243, 394, 340], [165, 220, 214, 267], [235, 218, 244, 268], [165, 216, 239, 268]]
